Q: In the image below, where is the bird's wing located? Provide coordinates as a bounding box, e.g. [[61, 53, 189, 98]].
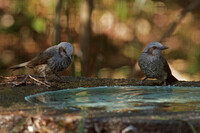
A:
[[27, 46, 56, 68], [160, 55, 172, 75], [160, 56, 178, 84]]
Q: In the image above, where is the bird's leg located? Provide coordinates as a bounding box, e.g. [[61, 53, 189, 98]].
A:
[[54, 73, 69, 83], [162, 79, 167, 86], [162, 81, 167, 86], [21, 67, 30, 83], [12, 75, 28, 87], [44, 75, 48, 83], [161, 76, 167, 86], [54, 73, 62, 80], [140, 77, 148, 85], [23, 75, 29, 83], [19, 66, 29, 85]]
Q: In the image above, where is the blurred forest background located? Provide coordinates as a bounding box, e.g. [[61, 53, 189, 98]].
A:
[[0, 0, 200, 81]]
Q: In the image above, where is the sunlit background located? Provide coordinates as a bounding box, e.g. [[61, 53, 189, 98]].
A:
[[0, 0, 200, 81]]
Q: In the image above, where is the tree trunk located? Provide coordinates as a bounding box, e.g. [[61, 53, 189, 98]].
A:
[[54, 0, 62, 45], [79, 0, 93, 77]]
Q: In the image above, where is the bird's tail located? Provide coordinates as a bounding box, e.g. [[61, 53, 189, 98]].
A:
[[9, 61, 30, 71], [166, 74, 178, 85]]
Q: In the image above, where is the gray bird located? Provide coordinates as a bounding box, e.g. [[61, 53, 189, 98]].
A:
[[9, 42, 73, 81], [138, 42, 178, 85]]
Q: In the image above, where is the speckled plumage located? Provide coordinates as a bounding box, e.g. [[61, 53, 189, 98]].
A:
[[138, 42, 178, 85], [9, 42, 73, 78]]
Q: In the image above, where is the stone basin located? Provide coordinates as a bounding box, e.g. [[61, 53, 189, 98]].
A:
[[25, 86, 200, 113], [1, 77, 200, 132]]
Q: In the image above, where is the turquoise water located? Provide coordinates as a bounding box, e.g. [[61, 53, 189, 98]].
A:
[[25, 86, 200, 112]]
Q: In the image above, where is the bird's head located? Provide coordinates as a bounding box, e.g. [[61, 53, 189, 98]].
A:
[[143, 42, 168, 56], [57, 42, 73, 60]]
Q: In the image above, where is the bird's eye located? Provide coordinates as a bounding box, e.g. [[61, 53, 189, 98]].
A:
[[152, 46, 156, 49], [63, 49, 67, 54]]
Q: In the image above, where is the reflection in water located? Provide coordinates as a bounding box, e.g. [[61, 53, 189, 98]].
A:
[[25, 86, 200, 112]]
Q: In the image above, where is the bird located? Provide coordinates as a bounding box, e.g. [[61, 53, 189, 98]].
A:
[[138, 42, 178, 85], [9, 42, 73, 83]]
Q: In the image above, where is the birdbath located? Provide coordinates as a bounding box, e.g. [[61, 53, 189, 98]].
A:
[[2, 77, 200, 132], [25, 85, 200, 113]]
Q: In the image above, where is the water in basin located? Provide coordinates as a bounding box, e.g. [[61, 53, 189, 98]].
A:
[[25, 86, 200, 112]]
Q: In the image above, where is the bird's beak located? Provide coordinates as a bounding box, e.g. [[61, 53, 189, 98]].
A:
[[159, 46, 168, 50]]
